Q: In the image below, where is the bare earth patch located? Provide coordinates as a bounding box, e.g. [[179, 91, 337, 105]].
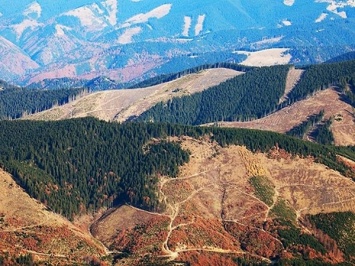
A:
[[0, 168, 105, 264], [92, 137, 355, 265], [217, 88, 355, 146], [26, 68, 242, 122], [279, 67, 304, 104]]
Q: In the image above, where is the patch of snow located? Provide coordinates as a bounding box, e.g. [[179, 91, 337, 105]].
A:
[[23, 1, 42, 19], [118, 27, 142, 44], [55, 24, 72, 37], [123, 4, 172, 27], [336, 10, 347, 18], [316, 0, 355, 7], [195, 14, 205, 36], [315, 13, 328, 22], [147, 37, 193, 43], [283, 0, 295, 6], [102, 0, 118, 26], [251, 36, 284, 46], [238, 48, 291, 67], [12, 19, 42, 39], [182, 16, 191, 37], [131, 0, 141, 2], [282, 20, 292, 26], [64, 4, 107, 30], [316, 0, 351, 18]]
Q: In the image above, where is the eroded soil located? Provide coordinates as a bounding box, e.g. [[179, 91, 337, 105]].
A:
[[92, 137, 355, 265]]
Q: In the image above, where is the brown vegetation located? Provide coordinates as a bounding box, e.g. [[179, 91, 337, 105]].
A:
[[0, 168, 106, 265], [219, 88, 355, 146], [92, 137, 355, 265], [26, 68, 242, 122]]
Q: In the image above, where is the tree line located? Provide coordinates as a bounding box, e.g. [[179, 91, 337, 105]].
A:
[[0, 86, 85, 119], [136, 65, 290, 124], [135, 60, 355, 125], [0, 118, 354, 219]]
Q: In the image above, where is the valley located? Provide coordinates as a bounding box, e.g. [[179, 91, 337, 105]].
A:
[[0, 32, 355, 265], [0, 1, 354, 265]]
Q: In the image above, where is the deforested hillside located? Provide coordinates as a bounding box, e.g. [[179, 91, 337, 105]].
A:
[[24, 68, 242, 122], [217, 87, 355, 146], [0, 168, 106, 265], [136, 60, 355, 125], [0, 118, 354, 220], [0, 118, 354, 264], [136, 65, 290, 124], [92, 137, 355, 265]]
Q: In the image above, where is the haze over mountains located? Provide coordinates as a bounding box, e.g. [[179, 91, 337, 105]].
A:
[[0, 0, 355, 86]]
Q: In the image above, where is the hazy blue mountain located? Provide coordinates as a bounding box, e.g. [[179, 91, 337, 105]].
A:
[[0, 0, 354, 87]]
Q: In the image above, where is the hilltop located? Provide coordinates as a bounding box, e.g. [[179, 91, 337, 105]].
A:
[[24, 68, 242, 122], [0, 119, 354, 264], [24, 60, 355, 146]]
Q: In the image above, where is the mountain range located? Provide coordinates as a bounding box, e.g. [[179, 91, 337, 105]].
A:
[[0, 0, 355, 87]]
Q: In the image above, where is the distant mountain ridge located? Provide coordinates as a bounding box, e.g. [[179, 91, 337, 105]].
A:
[[0, 0, 354, 87]]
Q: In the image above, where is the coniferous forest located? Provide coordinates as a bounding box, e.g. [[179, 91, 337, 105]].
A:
[[0, 58, 355, 265], [0, 87, 85, 119], [136, 60, 355, 125], [137, 65, 290, 124], [0, 118, 354, 220]]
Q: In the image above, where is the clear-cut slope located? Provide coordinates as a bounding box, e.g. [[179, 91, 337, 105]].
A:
[[0, 168, 106, 264], [92, 137, 355, 265], [218, 88, 355, 146], [25, 68, 242, 121]]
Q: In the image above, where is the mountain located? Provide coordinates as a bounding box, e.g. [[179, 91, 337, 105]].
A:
[[24, 60, 355, 146], [0, 168, 106, 265], [0, 0, 354, 87], [25, 67, 241, 121], [0, 119, 354, 265]]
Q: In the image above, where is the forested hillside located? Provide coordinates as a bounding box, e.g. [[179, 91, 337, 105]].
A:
[[0, 118, 354, 220], [284, 60, 355, 105], [0, 87, 85, 119], [136, 60, 355, 125], [136, 65, 290, 124]]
